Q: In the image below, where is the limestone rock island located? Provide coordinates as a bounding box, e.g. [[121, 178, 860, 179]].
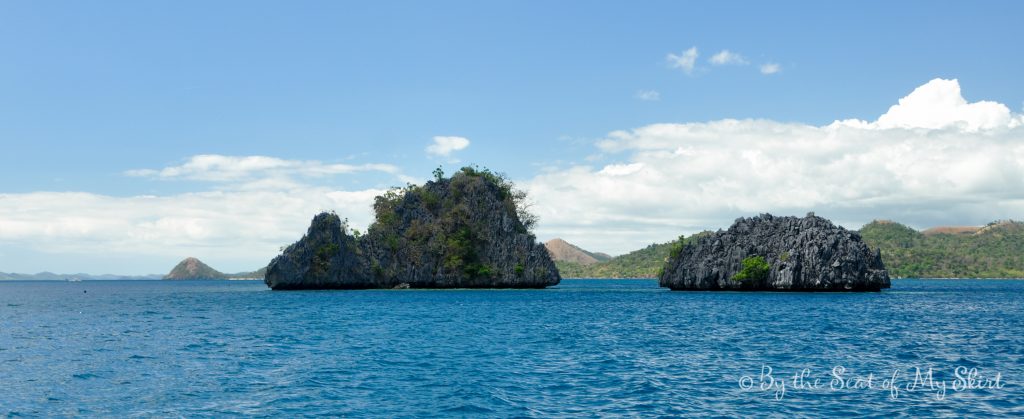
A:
[[265, 167, 560, 290], [659, 213, 890, 291]]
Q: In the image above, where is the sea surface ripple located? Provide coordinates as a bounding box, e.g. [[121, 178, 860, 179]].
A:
[[1, 279, 1021, 416]]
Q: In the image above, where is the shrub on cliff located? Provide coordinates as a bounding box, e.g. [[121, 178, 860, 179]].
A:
[[732, 256, 769, 282]]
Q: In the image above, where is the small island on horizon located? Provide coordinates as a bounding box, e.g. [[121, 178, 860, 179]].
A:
[[162, 257, 266, 281]]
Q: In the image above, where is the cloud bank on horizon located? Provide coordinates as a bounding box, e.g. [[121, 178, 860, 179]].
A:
[[1, 78, 1022, 272]]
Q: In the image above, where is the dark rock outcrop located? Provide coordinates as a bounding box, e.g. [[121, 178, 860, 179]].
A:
[[659, 213, 890, 291], [264, 213, 370, 290], [265, 168, 560, 290]]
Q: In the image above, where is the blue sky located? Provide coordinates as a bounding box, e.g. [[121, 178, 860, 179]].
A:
[[2, 1, 1024, 274]]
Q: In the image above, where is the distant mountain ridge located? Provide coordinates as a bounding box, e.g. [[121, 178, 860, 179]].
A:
[[1, 259, 267, 281], [554, 218, 1024, 279], [544, 238, 612, 265], [554, 241, 674, 279], [859, 219, 1024, 278], [553, 232, 712, 279], [0, 272, 163, 281]]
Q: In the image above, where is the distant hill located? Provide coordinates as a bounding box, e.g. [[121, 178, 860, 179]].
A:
[[555, 232, 712, 278], [238, 266, 268, 279], [921, 226, 979, 236], [164, 257, 225, 280], [163, 257, 267, 280], [859, 220, 1024, 278], [544, 238, 612, 265]]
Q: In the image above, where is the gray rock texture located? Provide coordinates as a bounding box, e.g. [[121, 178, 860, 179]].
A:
[[264, 212, 371, 290], [265, 168, 560, 290], [659, 213, 890, 291]]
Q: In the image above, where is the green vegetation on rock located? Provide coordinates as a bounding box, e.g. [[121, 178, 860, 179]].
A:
[[732, 256, 770, 282], [859, 220, 1024, 278], [367, 165, 541, 281], [266, 165, 559, 290]]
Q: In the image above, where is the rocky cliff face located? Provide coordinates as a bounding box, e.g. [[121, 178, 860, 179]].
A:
[[265, 167, 560, 290], [659, 213, 890, 291], [264, 213, 370, 290]]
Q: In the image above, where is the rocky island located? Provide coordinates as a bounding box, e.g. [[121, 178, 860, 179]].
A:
[[164, 257, 224, 280], [163, 257, 267, 280], [659, 213, 890, 291], [265, 166, 560, 290]]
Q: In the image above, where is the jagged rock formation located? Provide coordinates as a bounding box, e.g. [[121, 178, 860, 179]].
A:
[[545, 238, 610, 265], [265, 167, 560, 290], [660, 213, 890, 291], [264, 213, 369, 289], [163, 257, 225, 280]]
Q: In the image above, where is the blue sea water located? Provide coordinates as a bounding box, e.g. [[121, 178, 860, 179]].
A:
[[1, 279, 1021, 417]]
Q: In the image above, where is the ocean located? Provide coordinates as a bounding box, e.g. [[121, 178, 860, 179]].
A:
[[1, 279, 1021, 416]]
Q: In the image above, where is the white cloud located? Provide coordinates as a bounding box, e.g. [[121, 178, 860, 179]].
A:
[[527, 78, 1024, 255], [598, 163, 645, 176], [426, 136, 471, 158], [0, 154, 416, 273], [0, 187, 383, 273], [635, 90, 660, 101], [760, 63, 781, 74], [871, 78, 1012, 131], [126, 155, 399, 183], [667, 47, 698, 74], [709, 50, 748, 65]]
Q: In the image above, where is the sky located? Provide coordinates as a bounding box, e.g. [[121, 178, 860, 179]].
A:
[[2, 1, 1024, 274]]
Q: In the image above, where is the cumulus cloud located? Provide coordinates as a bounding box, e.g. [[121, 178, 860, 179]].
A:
[[709, 50, 748, 66], [870, 78, 1014, 131], [426, 136, 471, 158], [635, 90, 660, 101], [760, 63, 781, 74], [527, 78, 1024, 255], [667, 47, 698, 74]]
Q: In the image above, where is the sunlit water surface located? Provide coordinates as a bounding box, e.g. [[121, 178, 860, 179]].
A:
[[1, 279, 1021, 416]]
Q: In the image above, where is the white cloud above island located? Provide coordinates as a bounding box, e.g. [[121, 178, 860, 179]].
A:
[[426, 136, 471, 159]]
